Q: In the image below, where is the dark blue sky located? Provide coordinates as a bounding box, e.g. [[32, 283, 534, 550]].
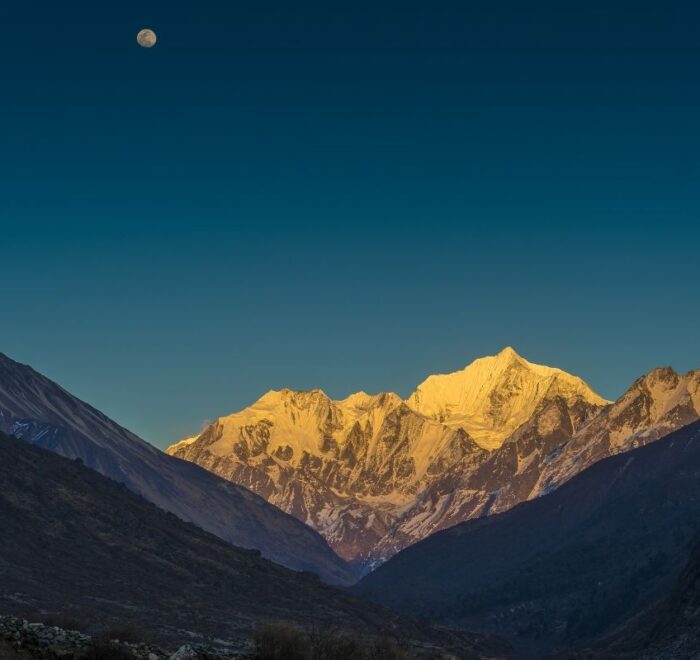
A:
[[1, 1, 699, 447]]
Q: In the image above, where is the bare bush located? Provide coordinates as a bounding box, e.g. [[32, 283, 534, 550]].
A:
[[255, 623, 416, 660], [370, 636, 415, 660], [254, 622, 312, 660]]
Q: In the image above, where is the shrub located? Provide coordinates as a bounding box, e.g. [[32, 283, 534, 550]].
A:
[[83, 641, 133, 660], [94, 622, 152, 644], [253, 623, 416, 660], [370, 637, 415, 660], [254, 622, 312, 660], [318, 632, 368, 660]]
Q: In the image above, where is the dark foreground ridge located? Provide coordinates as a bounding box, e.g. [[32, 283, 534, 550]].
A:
[[572, 531, 700, 659], [0, 432, 510, 659], [356, 420, 700, 654]]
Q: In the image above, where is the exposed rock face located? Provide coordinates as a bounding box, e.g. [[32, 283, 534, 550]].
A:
[[534, 366, 700, 496], [0, 353, 353, 585], [169, 388, 487, 566], [171, 348, 668, 570], [369, 391, 606, 562]]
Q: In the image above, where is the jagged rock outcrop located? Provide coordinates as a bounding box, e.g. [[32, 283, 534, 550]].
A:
[[534, 366, 700, 496]]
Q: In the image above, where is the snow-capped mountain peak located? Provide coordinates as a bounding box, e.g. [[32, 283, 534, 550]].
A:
[[406, 347, 610, 449], [167, 349, 613, 568], [166, 351, 697, 573], [532, 366, 700, 497]]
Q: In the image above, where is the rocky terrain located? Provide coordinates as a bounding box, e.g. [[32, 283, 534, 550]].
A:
[[0, 616, 174, 660], [355, 420, 700, 652], [0, 431, 509, 660], [0, 353, 353, 585], [168, 348, 699, 571]]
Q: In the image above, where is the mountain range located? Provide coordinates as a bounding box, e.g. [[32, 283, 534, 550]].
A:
[[2, 347, 700, 657], [0, 352, 353, 585], [167, 348, 699, 572]]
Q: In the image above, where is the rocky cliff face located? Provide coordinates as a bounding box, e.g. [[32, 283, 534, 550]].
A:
[[369, 390, 606, 562], [534, 366, 700, 496], [168, 388, 487, 565], [171, 348, 698, 571]]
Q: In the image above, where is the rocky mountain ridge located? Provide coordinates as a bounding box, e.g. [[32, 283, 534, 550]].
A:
[[165, 348, 700, 571], [170, 387, 486, 564]]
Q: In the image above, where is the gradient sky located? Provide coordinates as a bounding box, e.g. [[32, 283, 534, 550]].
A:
[[1, 1, 699, 447]]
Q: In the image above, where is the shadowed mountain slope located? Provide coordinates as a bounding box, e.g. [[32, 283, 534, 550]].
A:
[[356, 420, 700, 652], [0, 352, 353, 585], [556, 532, 700, 659], [0, 431, 511, 658], [560, 532, 700, 660]]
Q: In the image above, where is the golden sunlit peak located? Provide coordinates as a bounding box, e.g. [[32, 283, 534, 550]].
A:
[[496, 346, 521, 359]]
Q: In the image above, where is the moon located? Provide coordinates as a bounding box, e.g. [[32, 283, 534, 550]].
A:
[[137, 29, 157, 48]]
